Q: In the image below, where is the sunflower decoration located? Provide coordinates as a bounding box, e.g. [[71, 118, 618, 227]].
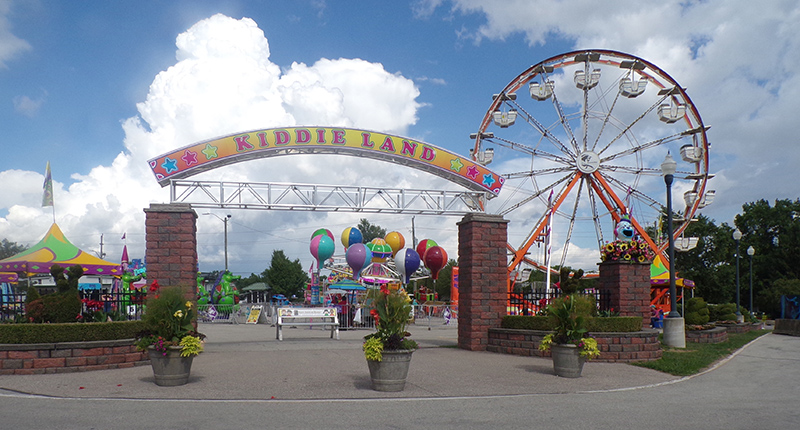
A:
[[600, 238, 655, 263]]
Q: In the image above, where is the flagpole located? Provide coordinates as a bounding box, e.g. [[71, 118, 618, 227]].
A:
[[545, 191, 554, 295], [43, 161, 56, 223]]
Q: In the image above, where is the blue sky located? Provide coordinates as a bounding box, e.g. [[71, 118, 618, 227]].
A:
[[1, 0, 798, 276]]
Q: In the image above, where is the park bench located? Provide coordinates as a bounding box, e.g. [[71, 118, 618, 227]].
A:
[[276, 307, 339, 341]]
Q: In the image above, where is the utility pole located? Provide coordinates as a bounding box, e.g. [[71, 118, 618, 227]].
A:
[[412, 216, 417, 249], [97, 234, 106, 259]]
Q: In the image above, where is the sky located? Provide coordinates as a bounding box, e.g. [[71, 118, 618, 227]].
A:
[[1, 0, 798, 277]]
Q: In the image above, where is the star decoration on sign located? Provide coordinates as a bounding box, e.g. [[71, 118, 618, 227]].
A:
[[161, 157, 178, 174], [466, 165, 480, 180], [181, 149, 198, 166], [450, 158, 464, 172], [202, 143, 218, 159], [482, 174, 496, 188]]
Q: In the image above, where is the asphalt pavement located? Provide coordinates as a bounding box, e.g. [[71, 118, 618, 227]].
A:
[[1, 320, 797, 430], [0, 320, 680, 400]]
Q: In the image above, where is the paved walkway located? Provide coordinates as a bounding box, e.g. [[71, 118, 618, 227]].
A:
[[0, 321, 681, 400]]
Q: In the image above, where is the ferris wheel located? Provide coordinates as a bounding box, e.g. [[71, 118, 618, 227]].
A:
[[472, 50, 713, 274]]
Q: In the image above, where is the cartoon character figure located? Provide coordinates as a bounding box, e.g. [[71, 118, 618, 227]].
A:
[[614, 215, 635, 241]]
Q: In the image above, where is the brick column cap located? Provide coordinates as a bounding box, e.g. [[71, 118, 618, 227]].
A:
[[457, 213, 509, 226], [144, 203, 197, 217]]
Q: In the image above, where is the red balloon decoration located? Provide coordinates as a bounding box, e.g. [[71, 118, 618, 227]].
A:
[[423, 246, 447, 280]]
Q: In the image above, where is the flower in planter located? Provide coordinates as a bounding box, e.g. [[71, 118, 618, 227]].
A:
[[538, 294, 601, 359], [135, 284, 205, 357], [362, 285, 417, 361], [600, 238, 654, 263]]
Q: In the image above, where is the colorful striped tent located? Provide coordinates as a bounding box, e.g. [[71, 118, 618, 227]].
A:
[[0, 223, 121, 277]]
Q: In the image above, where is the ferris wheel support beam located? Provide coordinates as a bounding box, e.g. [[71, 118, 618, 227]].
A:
[[589, 172, 667, 268], [507, 173, 584, 275]]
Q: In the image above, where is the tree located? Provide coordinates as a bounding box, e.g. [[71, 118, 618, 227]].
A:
[[674, 214, 737, 304], [261, 250, 309, 298], [432, 259, 457, 301], [0, 239, 28, 260], [357, 219, 386, 243]]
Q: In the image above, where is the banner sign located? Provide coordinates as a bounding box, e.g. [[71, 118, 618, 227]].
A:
[[148, 127, 504, 196]]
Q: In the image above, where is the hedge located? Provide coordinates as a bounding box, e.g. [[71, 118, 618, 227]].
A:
[[501, 315, 642, 332], [0, 321, 147, 344]]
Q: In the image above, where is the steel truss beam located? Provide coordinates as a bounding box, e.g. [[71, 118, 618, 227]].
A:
[[169, 180, 488, 216]]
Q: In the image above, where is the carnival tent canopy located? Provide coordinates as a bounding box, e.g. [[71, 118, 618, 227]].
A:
[[650, 255, 695, 289], [0, 223, 121, 276], [329, 279, 366, 291], [241, 282, 269, 292]]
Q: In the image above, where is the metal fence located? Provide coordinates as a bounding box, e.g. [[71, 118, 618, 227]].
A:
[[508, 288, 612, 316], [780, 295, 800, 319], [0, 289, 147, 322]]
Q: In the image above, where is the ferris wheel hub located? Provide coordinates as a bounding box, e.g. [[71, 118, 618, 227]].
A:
[[576, 151, 600, 174]]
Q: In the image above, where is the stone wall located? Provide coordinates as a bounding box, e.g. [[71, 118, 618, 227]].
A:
[[774, 319, 800, 336], [0, 340, 148, 375]]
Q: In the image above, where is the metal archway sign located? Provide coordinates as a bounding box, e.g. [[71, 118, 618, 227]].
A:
[[147, 127, 504, 197]]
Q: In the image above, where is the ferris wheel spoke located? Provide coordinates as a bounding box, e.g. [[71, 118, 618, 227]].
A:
[[558, 178, 584, 268], [590, 81, 624, 153], [489, 135, 574, 164], [504, 165, 574, 180], [499, 172, 574, 217], [549, 91, 580, 156], [600, 131, 686, 164], [601, 165, 663, 176], [586, 186, 607, 250], [595, 94, 671, 156], [510, 102, 576, 158], [599, 172, 663, 211]]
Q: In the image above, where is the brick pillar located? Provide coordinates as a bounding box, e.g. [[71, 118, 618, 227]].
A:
[[597, 261, 651, 328], [144, 203, 198, 303], [457, 213, 509, 351]]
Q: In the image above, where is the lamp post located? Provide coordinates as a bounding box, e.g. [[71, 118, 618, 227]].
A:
[[205, 213, 232, 272], [733, 229, 743, 322], [661, 152, 685, 348], [747, 245, 755, 315]]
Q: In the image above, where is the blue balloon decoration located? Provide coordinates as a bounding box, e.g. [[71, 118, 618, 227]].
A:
[[394, 248, 421, 285]]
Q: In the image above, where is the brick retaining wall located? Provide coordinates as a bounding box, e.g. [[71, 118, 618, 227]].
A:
[[686, 327, 728, 344], [488, 328, 661, 362], [0, 339, 149, 375]]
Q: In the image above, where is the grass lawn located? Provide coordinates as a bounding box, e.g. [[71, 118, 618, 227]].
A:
[[630, 329, 770, 376]]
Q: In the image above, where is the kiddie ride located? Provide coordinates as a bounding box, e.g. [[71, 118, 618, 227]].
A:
[[197, 271, 241, 320], [307, 227, 449, 327]]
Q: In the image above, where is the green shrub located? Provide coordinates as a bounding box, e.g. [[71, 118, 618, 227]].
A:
[[501, 315, 641, 332], [0, 321, 147, 344], [685, 297, 710, 325], [25, 286, 40, 304], [709, 303, 737, 322], [586, 316, 642, 332], [502, 315, 552, 330]]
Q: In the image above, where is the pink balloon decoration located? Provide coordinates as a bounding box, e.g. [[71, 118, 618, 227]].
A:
[[310, 234, 335, 266]]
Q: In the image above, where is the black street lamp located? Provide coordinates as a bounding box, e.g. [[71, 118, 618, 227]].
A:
[[733, 229, 743, 321], [661, 152, 685, 348], [747, 245, 755, 315]]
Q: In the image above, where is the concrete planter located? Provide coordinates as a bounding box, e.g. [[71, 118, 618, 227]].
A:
[[367, 349, 414, 392], [551, 343, 585, 378], [147, 345, 194, 386]]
